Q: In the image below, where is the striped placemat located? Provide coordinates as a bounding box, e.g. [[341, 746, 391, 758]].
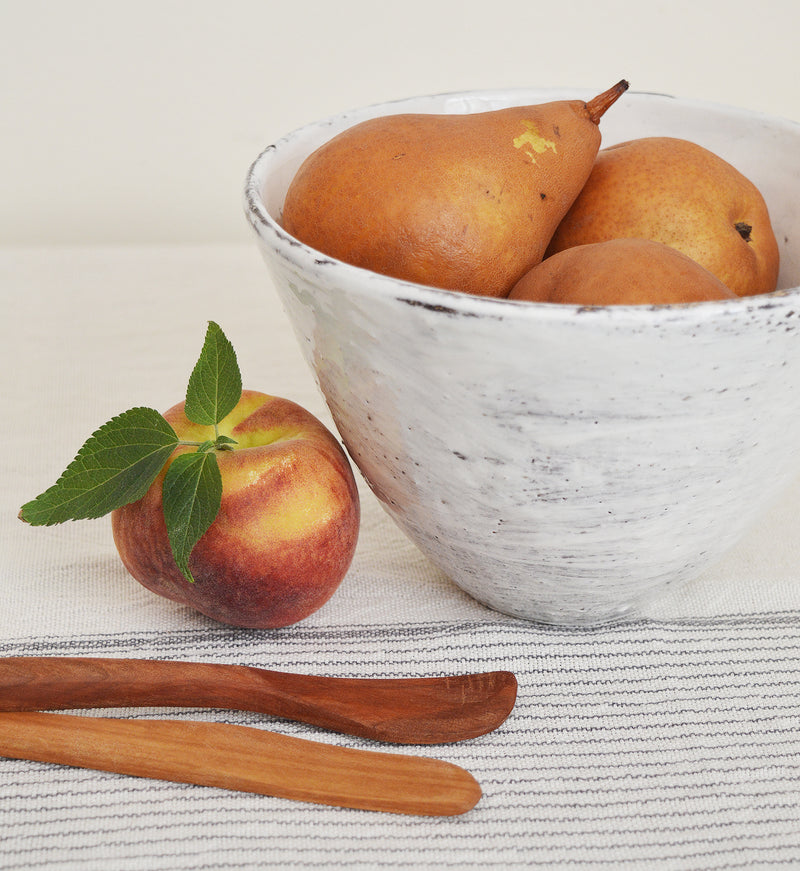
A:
[[1, 613, 799, 870]]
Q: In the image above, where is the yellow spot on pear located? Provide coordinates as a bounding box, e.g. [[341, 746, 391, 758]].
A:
[[513, 121, 558, 163]]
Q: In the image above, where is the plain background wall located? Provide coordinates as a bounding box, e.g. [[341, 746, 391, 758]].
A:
[[3, 0, 799, 246]]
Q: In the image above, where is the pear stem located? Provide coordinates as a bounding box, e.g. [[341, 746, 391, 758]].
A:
[[585, 80, 629, 124]]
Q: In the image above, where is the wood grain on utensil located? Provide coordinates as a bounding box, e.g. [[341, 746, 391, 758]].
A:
[[0, 711, 482, 816], [0, 656, 517, 744]]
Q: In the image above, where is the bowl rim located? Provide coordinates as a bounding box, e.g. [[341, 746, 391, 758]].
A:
[[244, 87, 800, 324]]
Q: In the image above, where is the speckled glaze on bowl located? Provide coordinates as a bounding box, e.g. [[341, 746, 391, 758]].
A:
[[245, 88, 800, 625]]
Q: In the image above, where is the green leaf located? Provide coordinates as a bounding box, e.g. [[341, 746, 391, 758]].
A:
[[184, 321, 242, 427], [19, 408, 179, 525], [162, 449, 222, 583]]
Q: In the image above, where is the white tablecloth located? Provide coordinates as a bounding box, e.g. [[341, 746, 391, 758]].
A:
[[2, 245, 799, 869]]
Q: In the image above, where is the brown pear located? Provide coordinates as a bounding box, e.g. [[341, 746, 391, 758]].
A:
[[545, 136, 780, 297], [508, 238, 737, 306], [282, 81, 629, 298]]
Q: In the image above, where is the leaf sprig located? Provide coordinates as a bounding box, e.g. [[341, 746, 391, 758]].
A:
[[19, 321, 243, 582]]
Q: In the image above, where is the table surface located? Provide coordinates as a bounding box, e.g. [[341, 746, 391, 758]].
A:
[[2, 245, 800, 870]]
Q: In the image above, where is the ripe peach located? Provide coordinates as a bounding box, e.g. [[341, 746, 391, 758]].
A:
[[111, 390, 360, 628]]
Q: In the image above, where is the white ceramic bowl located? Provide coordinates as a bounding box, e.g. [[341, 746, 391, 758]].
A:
[[244, 88, 800, 625]]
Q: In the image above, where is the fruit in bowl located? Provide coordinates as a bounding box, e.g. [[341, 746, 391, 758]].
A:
[[508, 238, 737, 305], [282, 81, 629, 298], [245, 88, 800, 625], [545, 136, 780, 298], [279, 85, 780, 307]]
